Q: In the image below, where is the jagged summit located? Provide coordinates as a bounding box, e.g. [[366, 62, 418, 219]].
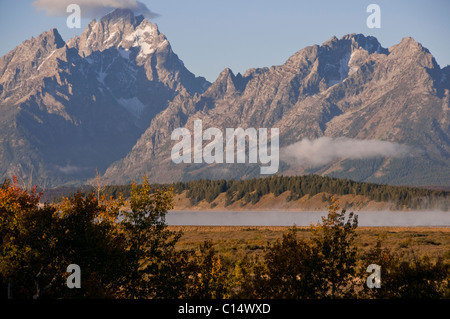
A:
[[100, 8, 144, 26], [37, 28, 66, 49], [72, 8, 161, 59], [321, 33, 388, 55]]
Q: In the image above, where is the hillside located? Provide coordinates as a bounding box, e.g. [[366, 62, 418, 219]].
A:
[[171, 191, 395, 211], [41, 175, 450, 211]]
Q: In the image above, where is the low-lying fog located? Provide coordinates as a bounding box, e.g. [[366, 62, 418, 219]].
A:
[[166, 210, 450, 227]]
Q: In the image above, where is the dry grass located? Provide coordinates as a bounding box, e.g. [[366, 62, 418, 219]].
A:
[[169, 226, 450, 265], [172, 191, 396, 211]]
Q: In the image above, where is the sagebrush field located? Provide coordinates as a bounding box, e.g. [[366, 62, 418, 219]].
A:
[[170, 226, 450, 264]]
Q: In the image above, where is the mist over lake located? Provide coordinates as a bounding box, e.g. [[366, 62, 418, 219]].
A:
[[166, 210, 450, 227]]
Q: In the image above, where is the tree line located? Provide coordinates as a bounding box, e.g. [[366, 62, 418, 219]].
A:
[[1, 176, 449, 299], [86, 175, 449, 210]]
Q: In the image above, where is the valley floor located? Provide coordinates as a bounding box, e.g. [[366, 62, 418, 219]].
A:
[[169, 226, 450, 264]]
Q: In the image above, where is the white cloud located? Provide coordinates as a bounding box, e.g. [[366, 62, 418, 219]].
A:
[[33, 0, 159, 19], [56, 164, 86, 174], [281, 136, 411, 167]]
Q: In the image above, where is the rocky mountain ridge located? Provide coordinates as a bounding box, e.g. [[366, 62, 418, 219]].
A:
[[0, 9, 449, 187], [0, 9, 209, 186], [101, 30, 450, 187]]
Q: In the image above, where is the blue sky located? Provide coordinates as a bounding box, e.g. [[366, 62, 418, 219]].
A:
[[0, 0, 449, 82]]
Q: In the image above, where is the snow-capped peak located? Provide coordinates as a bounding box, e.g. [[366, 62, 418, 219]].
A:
[[75, 8, 167, 60]]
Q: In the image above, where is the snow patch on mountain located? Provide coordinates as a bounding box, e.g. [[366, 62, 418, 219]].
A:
[[123, 23, 159, 57], [327, 52, 352, 86], [118, 97, 145, 118], [97, 70, 107, 84], [37, 50, 56, 71], [118, 48, 131, 60]]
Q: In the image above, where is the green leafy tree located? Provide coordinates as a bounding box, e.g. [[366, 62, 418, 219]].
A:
[[1, 178, 129, 299], [121, 176, 181, 298], [187, 241, 229, 299], [0, 177, 61, 299], [310, 198, 359, 298], [360, 241, 450, 299], [55, 192, 129, 298], [250, 228, 319, 298], [247, 200, 358, 299]]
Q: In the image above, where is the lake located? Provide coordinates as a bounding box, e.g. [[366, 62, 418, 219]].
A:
[[166, 210, 450, 227]]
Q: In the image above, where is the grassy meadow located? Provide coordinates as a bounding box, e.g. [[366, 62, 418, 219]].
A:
[[170, 225, 450, 266]]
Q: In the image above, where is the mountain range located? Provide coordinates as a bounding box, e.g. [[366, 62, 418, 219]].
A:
[[0, 9, 449, 187]]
